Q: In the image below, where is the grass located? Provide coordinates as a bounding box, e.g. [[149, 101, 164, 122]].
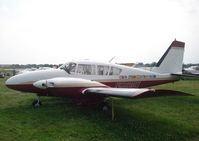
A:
[[0, 77, 199, 141]]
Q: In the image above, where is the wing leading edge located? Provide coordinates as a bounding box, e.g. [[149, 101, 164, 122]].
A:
[[82, 87, 193, 99], [82, 88, 155, 98]]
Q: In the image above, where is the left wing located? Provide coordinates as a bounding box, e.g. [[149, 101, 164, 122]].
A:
[[83, 87, 192, 99], [82, 87, 155, 98]]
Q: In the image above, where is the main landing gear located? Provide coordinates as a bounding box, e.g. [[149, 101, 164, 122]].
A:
[[99, 99, 116, 120], [32, 95, 42, 108], [99, 101, 110, 112]]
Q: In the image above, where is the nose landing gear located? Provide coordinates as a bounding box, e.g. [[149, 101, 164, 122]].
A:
[[32, 95, 42, 107]]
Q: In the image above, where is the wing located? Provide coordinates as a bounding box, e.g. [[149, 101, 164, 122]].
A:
[[83, 88, 193, 99], [82, 87, 155, 98]]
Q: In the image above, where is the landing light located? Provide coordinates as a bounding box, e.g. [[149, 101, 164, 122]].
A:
[[33, 80, 47, 89]]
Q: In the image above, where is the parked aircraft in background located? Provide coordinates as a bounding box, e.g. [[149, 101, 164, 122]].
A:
[[17, 67, 55, 75], [0, 72, 5, 78], [6, 40, 191, 109], [17, 68, 37, 74], [183, 66, 199, 75]]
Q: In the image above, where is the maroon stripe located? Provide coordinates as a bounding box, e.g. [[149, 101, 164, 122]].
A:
[[6, 84, 106, 97], [6, 79, 179, 106], [6, 79, 178, 97], [6, 84, 43, 93], [102, 79, 177, 88], [171, 40, 185, 48]]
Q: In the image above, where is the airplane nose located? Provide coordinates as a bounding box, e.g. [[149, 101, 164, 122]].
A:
[[5, 74, 34, 92], [5, 77, 16, 86], [5, 76, 22, 90], [33, 80, 47, 89]]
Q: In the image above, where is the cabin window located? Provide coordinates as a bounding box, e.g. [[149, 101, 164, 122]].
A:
[[77, 64, 96, 75], [97, 65, 109, 75], [109, 67, 122, 75], [69, 63, 76, 73], [59, 62, 76, 74]]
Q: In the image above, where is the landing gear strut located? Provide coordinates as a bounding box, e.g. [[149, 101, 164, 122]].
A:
[[32, 95, 42, 108], [99, 101, 110, 112], [99, 99, 116, 120]]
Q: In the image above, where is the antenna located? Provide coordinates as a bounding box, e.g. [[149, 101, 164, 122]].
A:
[[109, 56, 116, 63]]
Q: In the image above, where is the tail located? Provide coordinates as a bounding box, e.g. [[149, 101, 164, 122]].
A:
[[153, 40, 185, 74]]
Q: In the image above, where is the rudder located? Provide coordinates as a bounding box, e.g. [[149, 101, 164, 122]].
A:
[[153, 40, 185, 74]]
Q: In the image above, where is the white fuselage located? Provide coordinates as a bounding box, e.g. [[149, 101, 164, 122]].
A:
[[6, 61, 178, 95], [5, 40, 185, 105]]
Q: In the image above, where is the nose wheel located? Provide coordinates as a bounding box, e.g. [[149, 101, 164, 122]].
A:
[[32, 95, 42, 107]]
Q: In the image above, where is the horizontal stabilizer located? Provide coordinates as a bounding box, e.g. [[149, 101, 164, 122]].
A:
[[172, 73, 199, 79]]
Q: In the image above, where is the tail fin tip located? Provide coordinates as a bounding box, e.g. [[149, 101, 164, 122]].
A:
[[153, 40, 185, 74], [170, 40, 185, 48]]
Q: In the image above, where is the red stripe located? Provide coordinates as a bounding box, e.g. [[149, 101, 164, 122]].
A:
[[6, 79, 177, 94], [6, 79, 178, 106], [171, 40, 185, 48], [102, 80, 177, 88]]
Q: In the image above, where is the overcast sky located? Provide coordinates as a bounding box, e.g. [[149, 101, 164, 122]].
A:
[[0, 0, 199, 64]]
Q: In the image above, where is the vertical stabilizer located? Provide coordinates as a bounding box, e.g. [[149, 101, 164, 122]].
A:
[[153, 40, 185, 74]]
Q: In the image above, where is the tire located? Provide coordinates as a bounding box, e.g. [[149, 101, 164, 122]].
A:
[[32, 100, 42, 108], [99, 102, 110, 112]]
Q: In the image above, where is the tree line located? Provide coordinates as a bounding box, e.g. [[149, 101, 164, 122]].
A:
[[0, 63, 198, 69]]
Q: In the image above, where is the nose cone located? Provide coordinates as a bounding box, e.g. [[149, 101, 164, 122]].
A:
[[5, 76, 20, 91], [6, 69, 65, 92], [6, 76, 18, 87], [5, 74, 36, 92], [5, 75, 27, 91], [33, 80, 47, 89], [5, 77, 13, 86]]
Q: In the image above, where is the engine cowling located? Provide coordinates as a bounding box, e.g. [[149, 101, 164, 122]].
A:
[[33, 77, 106, 89]]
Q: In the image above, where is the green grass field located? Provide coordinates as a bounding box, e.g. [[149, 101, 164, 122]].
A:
[[0, 77, 199, 141]]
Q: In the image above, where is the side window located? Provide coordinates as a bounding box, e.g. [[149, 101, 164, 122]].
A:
[[59, 62, 76, 74], [109, 67, 122, 75], [90, 65, 96, 75], [77, 64, 96, 75], [69, 63, 76, 73], [97, 65, 109, 75]]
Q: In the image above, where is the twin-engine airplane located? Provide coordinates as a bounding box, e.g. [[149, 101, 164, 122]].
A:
[[6, 40, 190, 108]]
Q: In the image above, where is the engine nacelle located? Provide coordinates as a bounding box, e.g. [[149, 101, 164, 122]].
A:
[[33, 77, 106, 89]]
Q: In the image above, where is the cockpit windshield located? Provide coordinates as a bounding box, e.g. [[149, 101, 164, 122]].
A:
[[59, 62, 76, 74]]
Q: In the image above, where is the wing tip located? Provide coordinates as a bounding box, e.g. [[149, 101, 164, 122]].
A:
[[134, 89, 193, 99]]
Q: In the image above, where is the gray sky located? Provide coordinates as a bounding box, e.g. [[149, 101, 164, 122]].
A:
[[0, 0, 199, 64]]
